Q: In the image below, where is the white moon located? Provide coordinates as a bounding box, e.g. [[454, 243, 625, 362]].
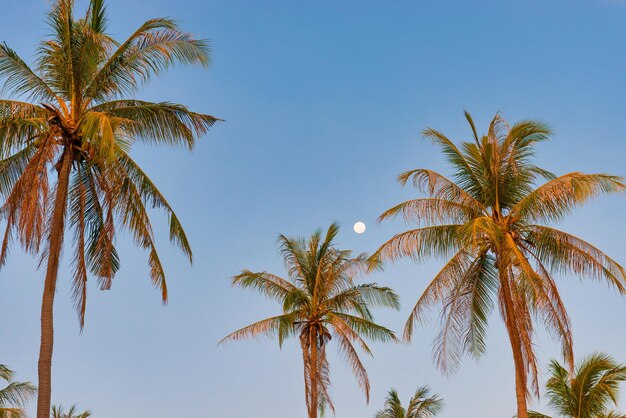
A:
[[353, 221, 366, 234]]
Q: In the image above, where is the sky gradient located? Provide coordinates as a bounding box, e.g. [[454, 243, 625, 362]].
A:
[[2, 1, 626, 417]]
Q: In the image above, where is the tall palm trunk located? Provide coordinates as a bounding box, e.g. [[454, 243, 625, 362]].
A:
[[37, 149, 72, 418], [301, 328, 319, 418], [507, 324, 529, 418], [310, 328, 318, 418], [500, 267, 529, 418]]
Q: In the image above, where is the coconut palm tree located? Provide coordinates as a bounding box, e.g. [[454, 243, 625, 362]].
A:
[[221, 223, 399, 418], [375, 386, 443, 418], [372, 112, 626, 418], [0, 364, 36, 418], [0, 1, 218, 416], [525, 353, 626, 418], [51, 405, 91, 418]]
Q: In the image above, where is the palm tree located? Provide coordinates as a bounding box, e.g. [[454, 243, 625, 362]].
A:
[[375, 386, 443, 418], [51, 405, 91, 418], [525, 353, 626, 418], [221, 223, 399, 418], [372, 112, 626, 418], [0, 1, 218, 416], [0, 364, 36, 418]]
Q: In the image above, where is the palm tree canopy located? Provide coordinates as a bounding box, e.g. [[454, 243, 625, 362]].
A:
[[373, 112, 626, 397], [375, 386, 443, 418], [0, 0, 219, 327], [222, 223, 399, 414], [0, 364, 36, 418], [51, 405, 91, 418], [528, 353, 626, 418]]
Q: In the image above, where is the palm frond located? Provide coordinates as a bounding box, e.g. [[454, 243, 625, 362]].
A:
[[219, 314, 296, 344], [85, 18, 210, 100], [406, 385, 443, 418], [331, 323, 370, 401], [397, 169, 485, 213], [90, 100, 219, 149], [513, 173, 625, 223], [117, 152, 193, 261], [526, 225, 626, 293], [372, 225, 462, 264], [231, 270, 296, 302], [378, 198, 477, 226], [0, 43, 58, 102], [0, 366, 36, 412], [0, 100, 47, 157]]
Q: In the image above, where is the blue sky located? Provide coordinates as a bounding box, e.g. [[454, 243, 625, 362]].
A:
[[1, 0, 626, 417]]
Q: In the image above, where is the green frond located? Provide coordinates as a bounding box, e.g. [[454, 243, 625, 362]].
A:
[[350, 283, 400, 310], [332, 326, 370, 401], [0, 100, 47, 157], [526, 225, 626, 293], [375, 389, 405, 418], [219, 314, 296, 345], [513, 173, 625, 223], [464, 110, 480, 145], [85, 18, 210, 100], [278, 233, 309, 283], [375, 386, 443, 418], [330, 312, 397, 343], [406, 385, 443, 418], [232, 270, 296, 302], [116, 152, 193, 261], [372, 225, 462, 264], [0, 366, 36, 412], [507, 236, 574, 369], [397, 169, 485, 213], [51, 404, 92, 418], [432, 251, 496, 373], [0, 381, 33, 406], [112, 162, 170, 301], [87, 0, 108, 34], [422, 127, 483, 198], [0, 43, 58, 102], [282, 287, 311, 313], [68, 164, 89, 328], [148, 246, 167, 302], [403, 249, 473, 341], [91, 100, 219, 149], [83, 165, 120, 288], [79, 111, 126, 160], [39, 0, 77, 100], [458, 216, 502, 248], [0, 381, 35, 409], [0, 145, 37, 197], [525, 412, 553, 418], [0, 367, 11, 384], [378, 198, 477, 226], [326, 313, 372, 355], [463, 253, 497, 359]]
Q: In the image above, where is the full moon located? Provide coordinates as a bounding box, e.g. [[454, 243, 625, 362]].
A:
[[353, 221, 366, 234]]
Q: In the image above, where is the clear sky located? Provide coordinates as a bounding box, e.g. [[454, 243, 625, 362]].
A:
[[1, 1, 626, 417]]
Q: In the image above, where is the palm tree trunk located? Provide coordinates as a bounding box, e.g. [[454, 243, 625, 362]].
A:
[[36, 150, 72, 418], [309, 328, 318, 418], [500, 266, 529, 418], [509, 337, 529, 418]]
